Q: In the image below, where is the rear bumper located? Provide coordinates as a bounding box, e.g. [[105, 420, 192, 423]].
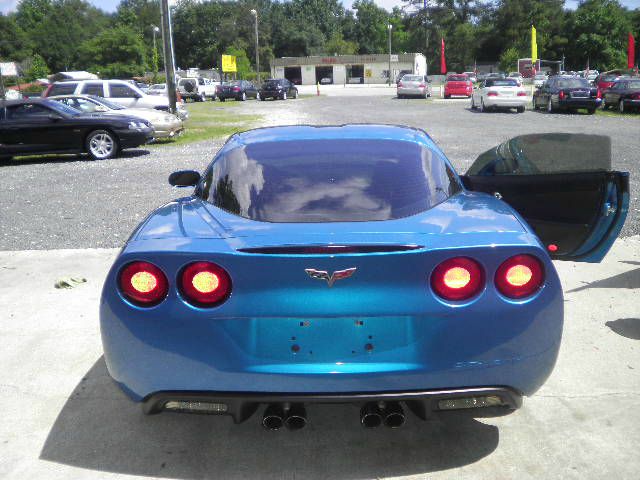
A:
[[444, 88, 472, 97], [397, 87, 428, 96], [483, 96, 529, 108], [142, 386, 522, 422], [558, 98, 601, 109]]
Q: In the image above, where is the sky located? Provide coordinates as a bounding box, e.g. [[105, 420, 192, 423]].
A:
[[1, 0, 640, 15]]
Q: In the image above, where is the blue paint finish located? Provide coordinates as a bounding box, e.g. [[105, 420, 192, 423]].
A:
[[99, 125, 603, 406]]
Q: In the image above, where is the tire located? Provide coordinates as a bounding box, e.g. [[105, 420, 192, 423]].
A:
[[86, 129, 118, 160], [219, 97, 226, 102], [517, 106, 525, 113], [480, 98, 487, 112], [444, 94, 450, 99], [470, 96, 476, 110], [0, 155, 13, 163], [532, 97, 538, 110], [618, 100, 625, 113], [282, 92, 287, 100], [587, 108, 596, 115], [546, 97, 553, 113], [256, 92, 261, 101], [199, 93, 206, 102], [241, 92, 246, 101]]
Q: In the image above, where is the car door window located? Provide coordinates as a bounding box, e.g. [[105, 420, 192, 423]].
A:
[[81, 82, 105, 96], [6, 103, 51, 120], [109, 84, 139, 98], [48, 83, 78, 96]]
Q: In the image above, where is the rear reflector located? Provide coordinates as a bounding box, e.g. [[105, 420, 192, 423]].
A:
[[119, 261, 168, 306], [180, 261, 232, 307], [487, 91, 498, 96], [495, 254, 544, 299], [517, 91, 527, 96], [431, 257, 484, 301], [438, 395, 504, 410]]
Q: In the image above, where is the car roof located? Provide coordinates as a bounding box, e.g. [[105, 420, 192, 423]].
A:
[[0, 98, 57, 107]]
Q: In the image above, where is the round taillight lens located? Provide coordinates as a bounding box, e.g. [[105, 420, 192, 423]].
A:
[[431, 257, 484, 301], [180, 261, 231, 307], [119, 261, 169, 306], [495, 255, 544, 299]]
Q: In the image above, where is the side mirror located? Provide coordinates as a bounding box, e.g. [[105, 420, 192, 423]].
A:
[[169, 170, 200, 187], [48, 113, 63, 121]]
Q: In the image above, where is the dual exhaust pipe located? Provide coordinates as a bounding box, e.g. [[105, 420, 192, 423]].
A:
[[360, 401, 405, 428], [262, 403, 307, 431], [261, 401, 405, 430]]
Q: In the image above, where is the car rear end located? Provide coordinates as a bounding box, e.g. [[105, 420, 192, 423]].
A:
[[444, 75, 472, 97], [483, 82, 529, 109], [218, 82, 242, 100], [397, 75, 428, 97], [557, 83, 602, 110], [100, 127, 563, 425], [259, 80, 284, 99]]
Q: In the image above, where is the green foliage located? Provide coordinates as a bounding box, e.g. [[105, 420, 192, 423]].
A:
[[0, 14, 33, 60], [79, 25, 148, 78], [24, 54, 50, 81], [325, 32, 358, 55], [224, 46, 252, 78], [499, 46, 520, 72]]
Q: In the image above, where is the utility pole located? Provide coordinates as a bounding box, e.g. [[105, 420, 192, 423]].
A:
[[160, 0, 177, 114], [388, 24, 393, 86], [250, 9, 260, 84], [151, 25, 160, 81]]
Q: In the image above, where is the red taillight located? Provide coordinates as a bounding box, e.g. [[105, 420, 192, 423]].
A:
[[233, 87, 241, 92], [180, 261, 231, 307], [631, 93, 640, 100], [487, 91, 498, 97], [517, 91, 527, 96], [418, 83, 426, 88], [596, 89, 602, 99], [398, 82, 404, 87], [431, 257, 484, 301], [119, 261, 169, 306], [559, 90, 565, 100], [495, 255, 544, 299]]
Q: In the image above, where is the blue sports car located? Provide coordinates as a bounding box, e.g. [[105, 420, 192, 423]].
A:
[[100, 126, 628, 430]]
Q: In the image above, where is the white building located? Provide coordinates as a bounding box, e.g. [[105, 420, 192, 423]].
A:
[[271, 53, 427, 85]]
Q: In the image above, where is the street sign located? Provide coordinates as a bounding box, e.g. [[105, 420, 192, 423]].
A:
[[0, 62, 18, 76], [222, 55, 237, 73]]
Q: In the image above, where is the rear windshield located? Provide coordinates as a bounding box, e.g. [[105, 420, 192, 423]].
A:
[[557, 78, 590, 88], [486, 79, 518, 87], [601, 75, 619, 81], [200, 139, 460, 223], [262, 80, 281, 87], [447, 75, 467, 82], [402, 75, 423, 82]]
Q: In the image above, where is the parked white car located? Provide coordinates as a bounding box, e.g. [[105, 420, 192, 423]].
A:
[[470, 77, 529, 113], [49, 94, 184, 139], [177, 77, 218, 101], [43, 79, 189, 120], [147, 83, 167, 96]]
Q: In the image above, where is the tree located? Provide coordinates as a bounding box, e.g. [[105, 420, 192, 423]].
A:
[[24, 53, 50, 81], [224, 46, 252, 78], [0, 14, 33, 61], [351, 0, 388, 54], [499, 46, 520, 72], [324, 32, 358, 55], [79, 25, 148, 78]]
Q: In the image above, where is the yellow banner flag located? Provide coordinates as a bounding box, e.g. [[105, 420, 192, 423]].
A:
[[531, 25, 537, 66], [222, 55, 237, 73]]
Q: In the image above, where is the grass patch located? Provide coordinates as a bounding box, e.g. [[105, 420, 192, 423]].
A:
[[152, 100, 263, 146], [596, 108, 640, 119]]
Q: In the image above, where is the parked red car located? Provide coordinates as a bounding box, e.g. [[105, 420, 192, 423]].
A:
[[595, 73, 622, 95], [444, 74, 473, 98]]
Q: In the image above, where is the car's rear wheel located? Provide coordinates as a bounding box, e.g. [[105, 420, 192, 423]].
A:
[[532, 97, 538, 110], [199, 93, 206, 102], [517, 106, 525, 113], [86, 130, 118, 160], [470, 96, 476, 109], [0, 155, 13, 163], [587, 108, 596, 115], [219, 97, 226, 102], [292, 89, 298, 99], [546, 97, 553, 113], [282, 92, 288, 100], [256, 92, 261, 100], [618, 100, 625, 113], [480, 98, 487, 112]]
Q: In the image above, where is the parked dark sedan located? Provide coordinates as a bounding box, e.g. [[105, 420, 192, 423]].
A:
[[602, 78, 640, 113], [0, 99, 153, 161], [217, 80, 259, 101], [258, 79, 298, 100], [532, 76, 601, 114]]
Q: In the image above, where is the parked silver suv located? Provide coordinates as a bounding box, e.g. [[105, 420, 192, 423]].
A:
[[43, 79, 189, 120]]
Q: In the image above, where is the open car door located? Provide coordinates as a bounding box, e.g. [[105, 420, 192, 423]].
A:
[[461, 133, 629, 263]]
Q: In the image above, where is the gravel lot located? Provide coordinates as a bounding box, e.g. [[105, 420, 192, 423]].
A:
[[1, 94, 637, 250]]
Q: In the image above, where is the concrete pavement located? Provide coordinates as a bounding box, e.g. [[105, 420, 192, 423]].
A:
[[0, 236, 638, 479]]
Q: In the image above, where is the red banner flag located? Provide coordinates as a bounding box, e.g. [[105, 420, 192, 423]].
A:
[[440, 38, 447, 74], [629, 33, 636, 69]]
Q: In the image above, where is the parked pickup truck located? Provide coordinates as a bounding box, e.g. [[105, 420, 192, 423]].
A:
[[177, 77, 218, 101]]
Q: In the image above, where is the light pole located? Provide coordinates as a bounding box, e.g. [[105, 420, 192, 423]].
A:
[[250, 9, 260, 84], [388, 24, 393, 86], [160, 0, 177, 114], [151, 25, 160, 81]]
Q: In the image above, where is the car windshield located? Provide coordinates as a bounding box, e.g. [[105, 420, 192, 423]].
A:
[[486, 79, 518, 87], [88, 96, 125, 110], [557, 78, 590, 88], [225, 81, 241, 86], [626, 80, 640, 89], [262, 80, 281, 88], [47, 101, 81, 116], [200, 138, 460, 222], [447, 75, 467, 81], [402, 75, 423, 82]]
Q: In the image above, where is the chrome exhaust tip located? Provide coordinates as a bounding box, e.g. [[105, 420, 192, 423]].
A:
[[383, 402, 405, 428], [360, 402, 383, 428], [262, 404, 285, 430], [284, 403, 307, 430]]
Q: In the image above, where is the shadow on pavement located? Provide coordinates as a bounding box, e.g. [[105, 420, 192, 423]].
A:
[[40, 357, 499, 479], [606, 318, 640, 340], [566, 262, 640, 293], [0, 149, 150, 167]]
